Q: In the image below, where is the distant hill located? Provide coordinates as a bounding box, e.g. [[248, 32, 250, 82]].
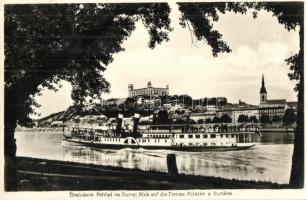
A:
[[36, 98, 158, 126], [37, 111, 65, 126]]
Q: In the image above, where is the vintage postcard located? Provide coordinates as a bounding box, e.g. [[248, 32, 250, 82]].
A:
[[1, 0, 306, 199]]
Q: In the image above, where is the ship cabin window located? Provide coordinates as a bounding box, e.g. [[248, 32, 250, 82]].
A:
[[165, 139, 167, 143], [189, 143, 193, 146], [203, 134, 208, 138], [188, 135, 193, 138], [179, 135, 184, 138], [221, 134, 223, 138], [203, 143, 207, 146], [231, 134, 235, 138], [131, 140, 136, 144], [195, 135, 200, 139], [211, 143, 216, 146], [148, 139, 150, 142], [124, 139, 128, 144], [211, 134, 216, 138], [226, 134, 229, 138]]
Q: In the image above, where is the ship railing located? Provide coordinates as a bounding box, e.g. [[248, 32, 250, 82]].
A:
[[144, 123, 259, 134]]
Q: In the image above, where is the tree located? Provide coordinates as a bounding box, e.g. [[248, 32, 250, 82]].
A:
[[249, 116, 259, 123], [156, 109, 171, 125], [272, 115, 282, 124], [188, 119, 197, 125], [238, 115, 250, 123], [175, 109, 185, 115], [4, 3, 172, 190], [169, 94, 193, 107], [205, 118, 212, 124], [260, 114, 271, 125], [212, 116, 220, 124], [197, 119, 204, 124], [220, 114, 232, 123], [282, 109, 297, 126], [178, 2, 303, 187], [173, 118, 185, 125]]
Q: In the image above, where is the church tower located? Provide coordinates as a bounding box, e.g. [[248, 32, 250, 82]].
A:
[[260, 74, 267, 105]]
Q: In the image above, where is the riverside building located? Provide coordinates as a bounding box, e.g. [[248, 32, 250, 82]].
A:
[[258, 75, 296, 119]]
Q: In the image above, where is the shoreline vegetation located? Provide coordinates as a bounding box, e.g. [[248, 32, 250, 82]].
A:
[[15, 127, 295, 133], [17, 156, 289, 191]]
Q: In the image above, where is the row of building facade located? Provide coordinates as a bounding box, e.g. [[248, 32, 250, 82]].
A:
[[128, 76, 297, 123], [189, 75, 297, 123]]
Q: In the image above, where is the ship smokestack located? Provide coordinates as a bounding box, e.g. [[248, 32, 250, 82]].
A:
[[133, 113, 140, 137], [116, 114, 123, 136]]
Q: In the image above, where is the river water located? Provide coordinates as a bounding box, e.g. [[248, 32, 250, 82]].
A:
[[15, 130, 294, 184]]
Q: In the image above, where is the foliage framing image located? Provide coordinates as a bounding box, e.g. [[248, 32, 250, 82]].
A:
[[4, 2, 304, 190]]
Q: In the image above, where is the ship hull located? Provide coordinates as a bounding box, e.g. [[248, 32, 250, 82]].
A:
[[62, 138, 255, 151]]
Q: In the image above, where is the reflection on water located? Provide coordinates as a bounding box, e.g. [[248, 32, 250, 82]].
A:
[[255, 131, 294, 144], [16, 131, 294, 184]]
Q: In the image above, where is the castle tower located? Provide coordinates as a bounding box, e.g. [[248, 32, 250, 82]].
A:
[[147, 81, 152, 88], [128, 84, 134, 98], [260, 74, 267, 105]]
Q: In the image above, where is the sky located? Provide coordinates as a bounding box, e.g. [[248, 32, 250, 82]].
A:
[[33, 3, 299, 118]]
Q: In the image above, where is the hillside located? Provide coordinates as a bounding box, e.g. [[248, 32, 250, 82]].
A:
[[36, 98, 158, 126]]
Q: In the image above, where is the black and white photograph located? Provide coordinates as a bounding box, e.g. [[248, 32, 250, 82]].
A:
[[1, 0, 305, 199]]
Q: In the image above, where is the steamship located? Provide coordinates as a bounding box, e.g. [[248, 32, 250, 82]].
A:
[[62, 114, 260, 151]]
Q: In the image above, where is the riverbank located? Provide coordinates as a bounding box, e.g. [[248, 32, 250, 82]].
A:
[[16, 156, 288, 191], [16, 126, 295, 133]]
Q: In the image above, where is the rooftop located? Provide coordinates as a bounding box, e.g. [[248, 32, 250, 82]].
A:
[[267, 99, 286, 105]]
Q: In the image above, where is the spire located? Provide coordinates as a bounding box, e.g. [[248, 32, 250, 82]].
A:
[[260, 74, 267, 93]]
